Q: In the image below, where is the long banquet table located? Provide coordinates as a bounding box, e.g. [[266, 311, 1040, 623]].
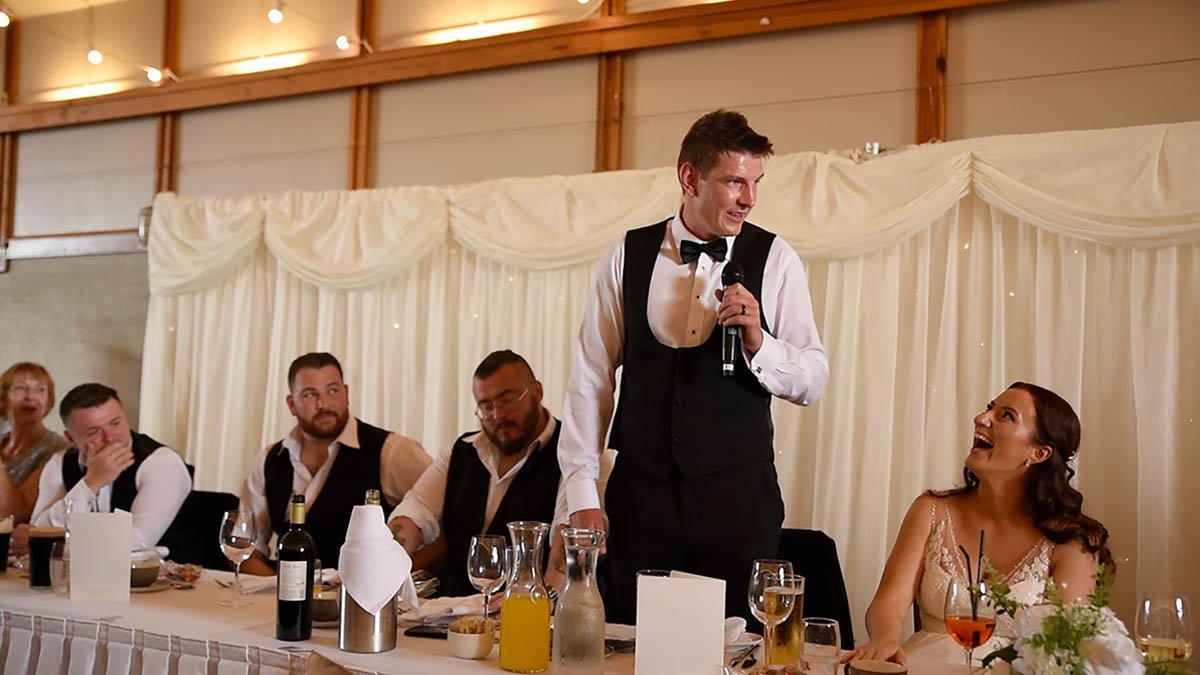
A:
[[0, 569, 959, 674]]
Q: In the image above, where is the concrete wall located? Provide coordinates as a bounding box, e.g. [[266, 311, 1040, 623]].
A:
[[0, 254, 148, 431]]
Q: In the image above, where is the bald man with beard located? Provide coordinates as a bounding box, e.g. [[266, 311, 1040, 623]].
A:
[[388, 350, 612, 597]]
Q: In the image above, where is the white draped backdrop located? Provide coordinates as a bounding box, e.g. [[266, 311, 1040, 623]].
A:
[[141, 121, 1200, 641]]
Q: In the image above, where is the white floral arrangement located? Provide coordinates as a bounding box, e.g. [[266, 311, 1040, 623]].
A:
[[980, 565, 1180, 675]]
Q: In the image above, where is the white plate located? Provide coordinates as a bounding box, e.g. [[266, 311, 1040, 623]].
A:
[[131, 579, 171, 593], [725, 632, 762, 651]]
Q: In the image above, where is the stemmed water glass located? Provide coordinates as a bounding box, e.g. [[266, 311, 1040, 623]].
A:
[[218, 510, 257, 607], [748, 559, 796, 671], [944, 577, 997, 673], [1135, 595, 1193, 663], [467, 534, 508, 618]]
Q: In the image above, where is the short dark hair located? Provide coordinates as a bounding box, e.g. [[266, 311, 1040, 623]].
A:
[[474, 350, 534, 382], [59, 383, 120, 425], [287, 352, 344, 391], [677, 109, 774, 177]]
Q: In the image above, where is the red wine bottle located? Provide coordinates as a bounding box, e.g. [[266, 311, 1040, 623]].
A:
[[276, 493, 315, 641]]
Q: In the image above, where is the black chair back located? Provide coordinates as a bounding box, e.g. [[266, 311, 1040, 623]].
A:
[[777, 528, 855, 649], [159, 490, 240, 569]]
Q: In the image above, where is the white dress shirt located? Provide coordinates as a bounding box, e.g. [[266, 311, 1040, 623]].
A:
[[32, 443, 192, 550], [240, 418, 432, 557], [389, 415, 616, 549], [559, 213, 830, 514]]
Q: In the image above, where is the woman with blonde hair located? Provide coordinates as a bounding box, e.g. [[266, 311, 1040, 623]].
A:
[[0, 362, 71, 553], [847, 382, 1112, 666]]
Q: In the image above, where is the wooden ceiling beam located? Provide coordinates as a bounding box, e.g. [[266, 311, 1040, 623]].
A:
[[0, 0, 1014, 134]]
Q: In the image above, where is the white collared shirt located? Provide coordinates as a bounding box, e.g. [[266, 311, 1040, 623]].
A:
[[240, 418, 431, 557], [32, 441, 192, 550], [559, 212, 829, 514], [388, 415, 616, 549]]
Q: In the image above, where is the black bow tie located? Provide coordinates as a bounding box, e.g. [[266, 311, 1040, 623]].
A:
[[679, 238, 728, 264]]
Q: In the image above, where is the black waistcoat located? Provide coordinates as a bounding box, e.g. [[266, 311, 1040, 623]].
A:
[[439, 420, 562, 598], [264, 418, 393, 568], [62, 431, 164, 513], [609, 219, 776, 479]]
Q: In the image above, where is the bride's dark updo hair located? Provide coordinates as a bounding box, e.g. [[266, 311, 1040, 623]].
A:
[[953, 382, 1114, 572]]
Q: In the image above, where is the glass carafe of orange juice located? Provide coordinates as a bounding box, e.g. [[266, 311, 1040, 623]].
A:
[[499, 521, 551, 673]]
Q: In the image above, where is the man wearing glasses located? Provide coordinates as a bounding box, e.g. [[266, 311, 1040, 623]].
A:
[[388, 350, 610, 597], [239, 352, 431, 574]]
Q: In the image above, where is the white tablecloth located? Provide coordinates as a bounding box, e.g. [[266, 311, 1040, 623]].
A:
[[0, 571, 634, 674], [0, 570, 960, 674]]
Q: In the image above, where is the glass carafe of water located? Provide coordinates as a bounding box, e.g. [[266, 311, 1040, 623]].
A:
[[499, 521, 552, 673], [551, 528, 606, 675]]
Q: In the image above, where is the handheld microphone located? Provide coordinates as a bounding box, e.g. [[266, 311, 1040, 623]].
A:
[[720, 263, 744, 378]]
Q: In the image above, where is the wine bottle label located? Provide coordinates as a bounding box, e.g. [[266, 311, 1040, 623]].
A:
[[278, 560, 308, 601]]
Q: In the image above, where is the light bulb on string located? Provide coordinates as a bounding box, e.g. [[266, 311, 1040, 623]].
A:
[[267, 3, 283, 24], [0, 11, 11, 28], [145, 67, 163, 83], [87, 48, 103, 65], [335, 34, 351, 50]]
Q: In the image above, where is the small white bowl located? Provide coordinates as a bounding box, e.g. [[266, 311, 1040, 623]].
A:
[[447, 629, 494, 660]]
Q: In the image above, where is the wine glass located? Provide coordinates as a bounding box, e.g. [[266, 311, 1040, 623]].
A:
[[801, 617, 841, 673], [944, 577, 997, 673], [748, 559, 796, 671], [218, 510, 257, 607], [1136, 595, 1193, 663], [467, 534, 508, 618]]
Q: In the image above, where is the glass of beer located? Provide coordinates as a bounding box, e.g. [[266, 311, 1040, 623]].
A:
[[28, 526, 67, 588], [769, 573, 806, 666], [0, 514, 13, 572]]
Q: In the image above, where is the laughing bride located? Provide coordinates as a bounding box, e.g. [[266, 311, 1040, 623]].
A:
[[844, 382, 1113, 667]]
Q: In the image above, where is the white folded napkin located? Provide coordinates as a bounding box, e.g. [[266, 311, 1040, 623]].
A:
[[604, 617, 746, 644], [237, 576, 279, 594], [339, 505, 418, 614], [234, 568, 340, 595], [723, 617, 747, 644], [399, 594, 486, 623]]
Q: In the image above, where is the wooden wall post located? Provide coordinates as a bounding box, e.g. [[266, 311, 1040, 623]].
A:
[[347, 0, 378, 189], [594, 0, 627, 172], [916, 10, 948, 143], [154, 0, 181, 194]]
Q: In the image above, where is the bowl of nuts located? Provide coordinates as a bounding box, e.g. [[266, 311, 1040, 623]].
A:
[[447, 616, 495, 660]]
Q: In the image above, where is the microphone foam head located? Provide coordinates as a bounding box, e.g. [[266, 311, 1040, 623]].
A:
[[721, 262, 744, 287]]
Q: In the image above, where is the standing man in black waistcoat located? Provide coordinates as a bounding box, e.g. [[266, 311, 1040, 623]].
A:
[[388, 350, 613, 597], [558, 110, 830, 624], [239, 352, 431, 574], [32, 383, 192, 551]]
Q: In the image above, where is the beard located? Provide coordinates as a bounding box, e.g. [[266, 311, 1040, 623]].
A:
[[297, 408, 350, 441], [485, 406, 541, 456]]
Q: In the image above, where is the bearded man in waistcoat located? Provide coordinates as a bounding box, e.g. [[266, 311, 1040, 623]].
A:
[[388, 350, 614, 597], [239, 352, 431, 574], [558, 109, 830, 623]]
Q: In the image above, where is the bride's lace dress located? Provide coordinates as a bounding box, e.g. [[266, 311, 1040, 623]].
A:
[[904, 497, 1053, 661]]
